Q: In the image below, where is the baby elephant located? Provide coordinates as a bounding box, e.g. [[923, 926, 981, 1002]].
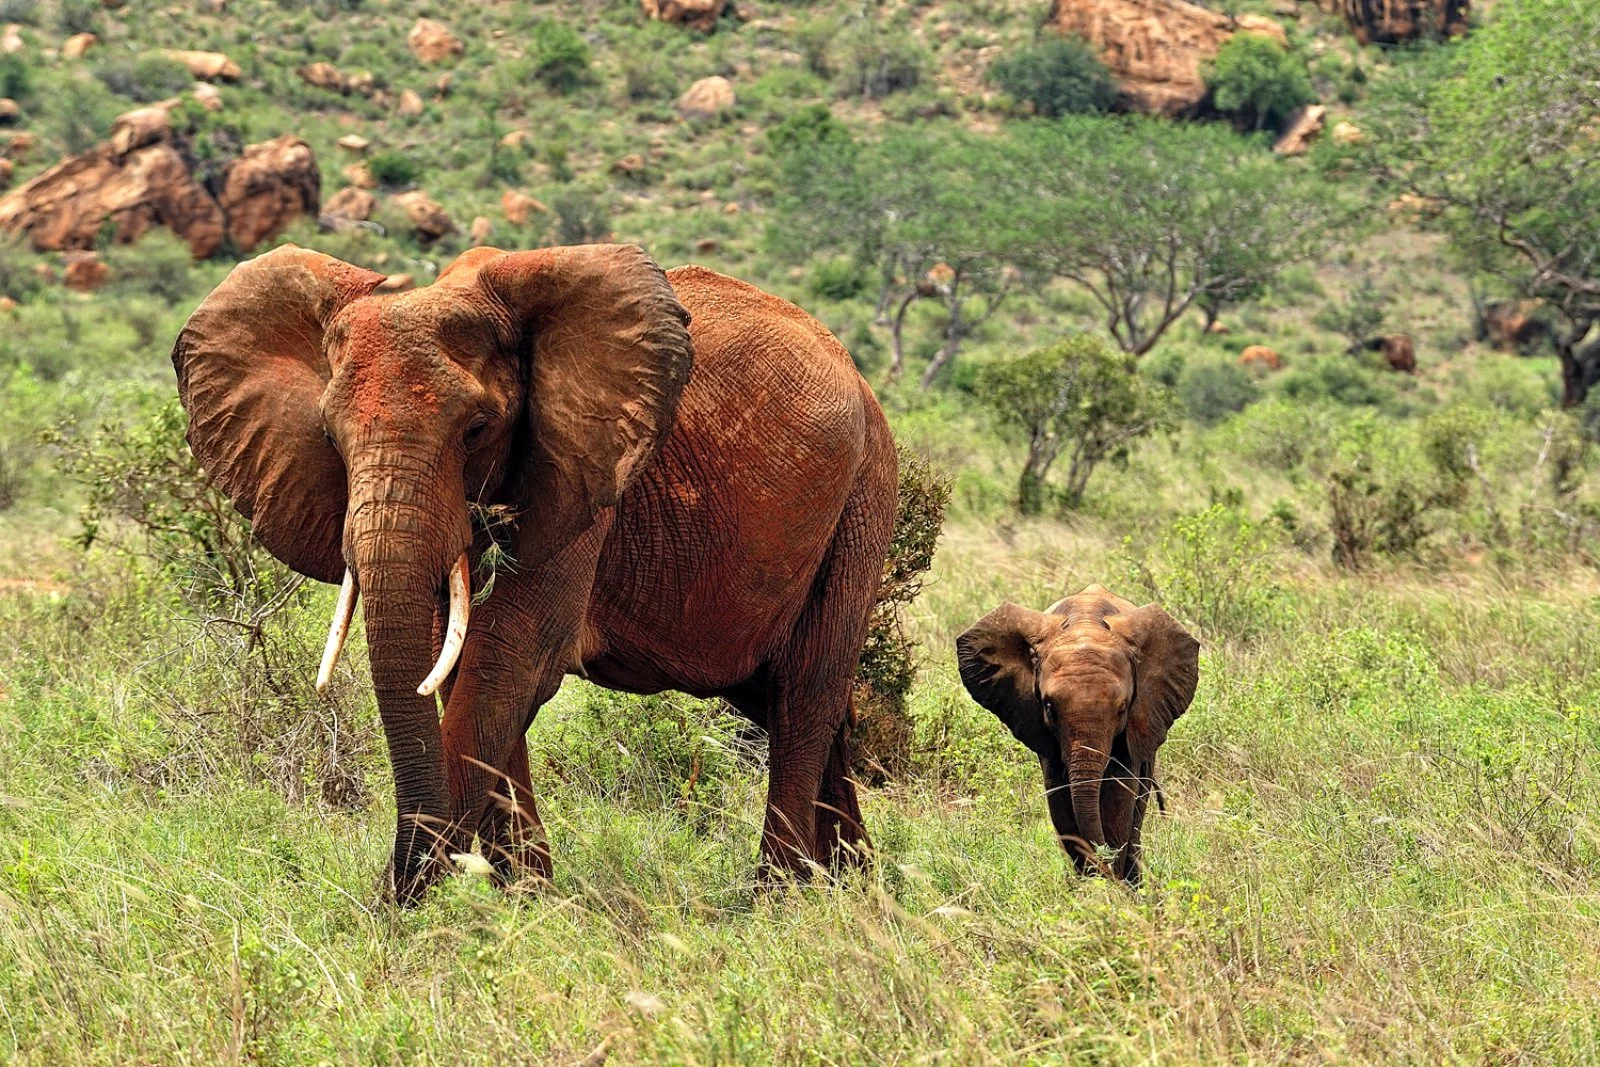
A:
[[956, 585, 1199, 883]]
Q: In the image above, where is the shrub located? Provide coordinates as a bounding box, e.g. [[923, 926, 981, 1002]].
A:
[[987, 36, 1116, 117], [94, 53, 193, 103], [1278, 357, 1393, 408], [0, 52, 30, 100], [366, 150, 421, 188], [55, 0, 97, 34], [1120, 504, 1286, 642], [103, 230, 196, 305], [1316, 274, 1388, 354], [529, 19, 591, 94], [971, 334, 1177, 513], [1177, 359, 1259, 425], [550, 187, 611, 244], [538, 687, 758, 812], [852, 446, 950, 781], [833, 19, 927, 100], [1208, 33, 1313, 131], [808, 257, 867, 301]]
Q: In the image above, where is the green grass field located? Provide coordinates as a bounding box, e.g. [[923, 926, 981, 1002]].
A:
[[4, 491, 1599, 1063]]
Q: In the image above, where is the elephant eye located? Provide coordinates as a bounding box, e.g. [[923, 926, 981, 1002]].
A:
[[1041, 699, 1057, 727], [463, 415, 490, 450]]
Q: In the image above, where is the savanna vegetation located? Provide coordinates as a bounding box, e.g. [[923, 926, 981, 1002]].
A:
[[2, 0, 1599, 1063]]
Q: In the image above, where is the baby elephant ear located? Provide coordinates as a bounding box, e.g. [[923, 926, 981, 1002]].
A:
[[479, 244, 694, 569], [171, 245, 384, 584], [956, 602, 1055, 754], [1110, 604, 1200, 772]]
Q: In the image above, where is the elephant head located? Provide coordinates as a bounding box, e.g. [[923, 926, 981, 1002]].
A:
[[956, 586, 1198, 881], [172, 243, 692, 888]]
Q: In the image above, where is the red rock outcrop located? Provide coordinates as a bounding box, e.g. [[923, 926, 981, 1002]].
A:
[[0, 117, 317, 258], [1239, 345, 1282, 371], [163, 49, 241, 82], [392, 189, 454, 242], [1047, 0, 1287, 116], [1273, 104, 1326, 155], [215, 134, 319, 253], [407, 18, 463, 65], [641, 0, 726, 32], [1340, 0, 1468, 45], [63, 251, 109, 292]]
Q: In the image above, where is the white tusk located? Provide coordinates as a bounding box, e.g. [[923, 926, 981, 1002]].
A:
[[316, 569, 358, 696], [417, 553, 470, 697]]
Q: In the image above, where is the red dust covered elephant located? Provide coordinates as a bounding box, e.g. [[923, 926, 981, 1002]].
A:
[[171, 243, 898, 902]]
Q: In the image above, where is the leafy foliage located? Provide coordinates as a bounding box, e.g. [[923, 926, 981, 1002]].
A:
[[988, 36, 1116, 118], [528, 19, 592, 95], [1007, 117, 1349, 356], [853, 447, 950, 780], [1208, 34, 1314, 131], [971, 334, 1177, 512], [1359, 0, 1600, 404]]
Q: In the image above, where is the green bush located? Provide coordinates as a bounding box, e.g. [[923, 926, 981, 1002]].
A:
[[853, 446, 950, 781], [1279, 357, 1394, 409], [833, 19, 927, 100], [94, 53, 193, 103], [1121, 504, 1287, 642], [1177, 359, 1260, 426], [529, 19, 592, 94], [0, 52, 30, 100], [366, 150, 421, 188], [972, 334, 1178, 513], [550, 186, 611, 244], [1208, 33, 1314, 131], [808, 257, 868, 301], [987, 37, 1116, 117]]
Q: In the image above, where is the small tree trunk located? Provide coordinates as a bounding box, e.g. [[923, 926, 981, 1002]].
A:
[[884, 289, 919, 383], [919, 285, 965, 389], [1019, 433, 1059, 516], [1557, 325, 1599, 409]]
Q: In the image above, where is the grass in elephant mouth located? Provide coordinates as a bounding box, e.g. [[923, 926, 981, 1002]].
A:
[[2, 514, 1598, 1065]]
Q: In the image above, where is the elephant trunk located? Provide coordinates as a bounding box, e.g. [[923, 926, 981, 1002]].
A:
[[1068, 737, 1111, 862], [344, 450, 473, 900]]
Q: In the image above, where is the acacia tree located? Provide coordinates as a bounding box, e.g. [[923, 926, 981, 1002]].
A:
[[1358, 0, 1600, 406], [1005, 117, 1347, 357], [972, 334, 1176, 514], [770, 113, 1020, 386]]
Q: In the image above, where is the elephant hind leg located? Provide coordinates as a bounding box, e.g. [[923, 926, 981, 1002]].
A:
[[814, 715, 870, 870], [759, 444, 896, 881]]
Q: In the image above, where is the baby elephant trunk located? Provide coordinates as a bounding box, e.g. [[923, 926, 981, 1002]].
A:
[[1068, 737, 1112, 861]]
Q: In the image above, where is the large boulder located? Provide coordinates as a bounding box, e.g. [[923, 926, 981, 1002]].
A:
[[500, 188, 546, 225], [163, 49, 241, 82], [61, 33, 96, 59], [407, 18, 463, 65], [1272, 103, 1326, 155], [0, 129, 224, 256], [63, 251, 109, 292], [215, 134, 320, 253], [321, 185, 376, 224], [641, 0, 726, 32], [392, 189, 454, 242], [1339, 0, 1468, 45], [676, 75, 735, 119], [1046, 0, 1286, 116]]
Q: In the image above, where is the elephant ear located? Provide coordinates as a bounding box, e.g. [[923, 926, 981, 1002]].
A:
[[480, 244, 693, 568], [956, 602, 1056, 755], [1109, 604, 1200, 773], [171, 244, 384, 584]]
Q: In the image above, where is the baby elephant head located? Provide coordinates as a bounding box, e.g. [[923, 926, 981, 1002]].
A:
[[956, 585, 1198, 883]]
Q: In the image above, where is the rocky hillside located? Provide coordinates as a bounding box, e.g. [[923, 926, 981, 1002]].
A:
[[0, 0, 1463, 305]]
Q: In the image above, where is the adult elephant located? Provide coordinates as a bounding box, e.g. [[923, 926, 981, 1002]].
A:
[[172, 243, 898, 902]]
